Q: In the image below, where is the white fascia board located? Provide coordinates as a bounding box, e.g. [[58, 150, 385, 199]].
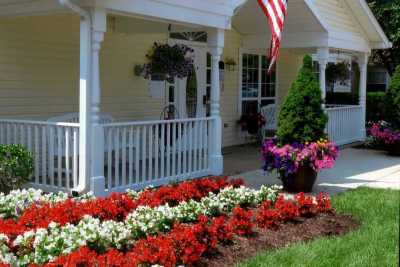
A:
[[327, 31, 371, 53], [357, 0, 391, 48], [92, 0, 234, 29], [303, 0, 330, 33]]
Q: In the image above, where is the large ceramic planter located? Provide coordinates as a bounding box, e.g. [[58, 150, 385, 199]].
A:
[[281, 166, 318, 193]]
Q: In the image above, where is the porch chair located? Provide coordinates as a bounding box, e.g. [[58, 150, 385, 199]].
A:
[[260, 104, 277, 139]]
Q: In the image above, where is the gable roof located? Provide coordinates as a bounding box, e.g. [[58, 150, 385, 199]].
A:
[[344, 0, 391, 49]]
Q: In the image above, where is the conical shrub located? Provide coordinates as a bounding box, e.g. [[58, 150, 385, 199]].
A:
[[276, 55, 328, 143]]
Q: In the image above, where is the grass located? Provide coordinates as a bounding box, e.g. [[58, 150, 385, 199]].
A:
[[239, 187, 399, 267]]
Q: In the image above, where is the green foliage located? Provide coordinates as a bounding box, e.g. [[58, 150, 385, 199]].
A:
[[367, 0, 400, 74], [385, 65, 400, 128], [277, 55, 328, 143], [0, 144, 33, 193], [367, 92, 386, 122]]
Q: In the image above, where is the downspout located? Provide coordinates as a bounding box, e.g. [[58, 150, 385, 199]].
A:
[[58, 0, 92, 193]]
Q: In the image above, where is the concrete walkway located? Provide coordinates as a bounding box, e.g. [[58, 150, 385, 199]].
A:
[[225, 145, 400, 194]]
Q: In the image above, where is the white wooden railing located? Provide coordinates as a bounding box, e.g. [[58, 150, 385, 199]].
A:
[[325, 105, 363, 145], [102, 117, 212, 192], [0, 119, 80, 193]]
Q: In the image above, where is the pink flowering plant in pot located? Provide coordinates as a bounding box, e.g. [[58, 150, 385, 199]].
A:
[[261, 139, 339, 192], [261, 55, 339, 192]]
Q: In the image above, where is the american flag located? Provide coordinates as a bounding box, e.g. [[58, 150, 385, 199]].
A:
[[257, 0, 288, 73]]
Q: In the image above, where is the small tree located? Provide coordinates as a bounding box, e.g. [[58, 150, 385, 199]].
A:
[[277, 55, 328, 144], [385, 65, 400, 129]]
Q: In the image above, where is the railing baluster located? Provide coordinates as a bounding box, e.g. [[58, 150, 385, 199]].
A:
[[128, 126, 134, 185], [160, 124, 165, 179], [166, 123, 171, 177], [193, 121, 198, 172], [107, 127, 112, 189], [34, 126, 39, 183], [154, 124, 159, 180], [172, 122, 176, 177], [188, 122, 193, 175], [57, 127, 62, 187], [183, 122, 187, 174], [142, 126, 147, 182], [148, 125, 153, 181], [199, 120, 203, 170], [177, 122, 182, 179], [49, 126, 55, 186], [65, 127, 70, 188], [122, 127, 127, 187], [41, 126, 47, 184], [135, 127, 140, 184], [73, 127, 79, 188], [114, 127, 120, 187]]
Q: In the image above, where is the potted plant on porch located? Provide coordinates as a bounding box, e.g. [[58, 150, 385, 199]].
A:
[[261, 55, 339, 192]]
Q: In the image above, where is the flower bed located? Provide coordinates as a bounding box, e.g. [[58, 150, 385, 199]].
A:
[[367, 122, 400, 146], [0, 177, 340, 267]]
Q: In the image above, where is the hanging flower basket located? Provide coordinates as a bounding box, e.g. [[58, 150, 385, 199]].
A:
[[142, 42, 194, 83], [326, 61, 351, 85]]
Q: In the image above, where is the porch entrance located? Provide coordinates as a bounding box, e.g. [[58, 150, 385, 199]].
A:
[[167, 40, 209, 119]]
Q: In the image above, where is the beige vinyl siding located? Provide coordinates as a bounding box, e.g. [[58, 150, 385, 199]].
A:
[[220, 29, 243, 147], [311, 0, 362, 36], [0, 15, 80, 119], [0, 14, 166, 121], [276, 49, 304, 107]]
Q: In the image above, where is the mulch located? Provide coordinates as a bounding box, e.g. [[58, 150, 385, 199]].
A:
[[199, 212, 360, 267]]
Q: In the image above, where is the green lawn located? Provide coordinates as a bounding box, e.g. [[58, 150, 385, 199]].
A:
[[239, 187, 399, 267]]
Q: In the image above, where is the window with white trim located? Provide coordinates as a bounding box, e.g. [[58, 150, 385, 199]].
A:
[[241, 54, 276, 115]]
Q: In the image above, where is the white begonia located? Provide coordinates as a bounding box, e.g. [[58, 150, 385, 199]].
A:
[[2, 184, 282, 266]]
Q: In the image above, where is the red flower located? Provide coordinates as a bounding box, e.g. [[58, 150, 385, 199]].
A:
[[256, 201, 281, 230], [229, 206, 254, 236]]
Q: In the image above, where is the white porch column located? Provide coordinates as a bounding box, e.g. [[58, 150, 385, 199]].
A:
[[207, 28, 224, 175], [89, 8, 107, 195], [317, 47, 329, 105], [357, 53, 369, 140], [78, 15, 91, 192]]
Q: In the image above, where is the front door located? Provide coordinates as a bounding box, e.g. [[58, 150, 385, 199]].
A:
[[166, 41, 208, 118]]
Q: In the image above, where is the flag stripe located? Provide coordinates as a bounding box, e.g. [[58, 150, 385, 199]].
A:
[[257, 0, 288, 73]]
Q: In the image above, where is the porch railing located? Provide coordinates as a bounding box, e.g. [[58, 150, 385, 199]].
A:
[[0, 119, 80, 193], [102, 117, 212, 192], [325, 105, 363, 145]]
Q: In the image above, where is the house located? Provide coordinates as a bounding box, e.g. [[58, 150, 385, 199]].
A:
[[0, 0, 391, 195]]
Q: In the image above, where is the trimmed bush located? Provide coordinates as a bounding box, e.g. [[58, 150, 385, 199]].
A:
[[366, 92, 386, 122], [384, 65, 400, 129], [0, 144, 33, 193], [277, 55, 328, 143]]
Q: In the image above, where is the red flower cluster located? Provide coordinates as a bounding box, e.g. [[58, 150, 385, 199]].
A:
[[228, 206, 254, 236], [0, 177, 242, 240], [256, 192, 332, 229]]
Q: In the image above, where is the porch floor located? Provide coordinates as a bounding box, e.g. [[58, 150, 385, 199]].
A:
[[224, 144, 400, 194]]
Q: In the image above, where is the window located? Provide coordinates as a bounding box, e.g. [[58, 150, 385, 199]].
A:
[[241, 53, 276, 115], [169, 31, 207, 43]]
